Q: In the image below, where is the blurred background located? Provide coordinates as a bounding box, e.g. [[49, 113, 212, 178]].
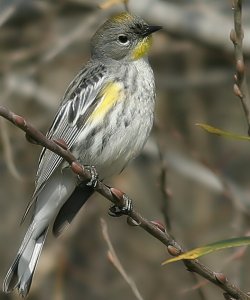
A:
[[1, 0, 250, 299]]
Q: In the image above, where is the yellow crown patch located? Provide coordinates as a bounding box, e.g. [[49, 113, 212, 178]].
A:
[[111, 12, 133, 24]]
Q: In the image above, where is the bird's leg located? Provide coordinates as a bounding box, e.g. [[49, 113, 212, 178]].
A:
[[108, 193, 133, 217]]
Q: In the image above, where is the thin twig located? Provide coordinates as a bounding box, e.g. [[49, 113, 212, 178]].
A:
[[231, 0, 250, 134], [0, 105, 249, 300], [54, 252, 66, 300], [154, 124, 172, 230], [42, 11, 103, 62], [154, 127, 207, 300], [0, 3, 16, 27], [0, 118, 23, 180], [101, 218, 144, 300]]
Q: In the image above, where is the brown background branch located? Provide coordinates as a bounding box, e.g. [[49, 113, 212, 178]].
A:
[[231, 0, 250, 134]]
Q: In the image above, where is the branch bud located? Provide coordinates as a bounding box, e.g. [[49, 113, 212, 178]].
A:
[[167, 245, 181, 257], [13, 114, 26, 127], [233, 83, 243, 98], [215, 272, 227, 284], [150, 220, 166, 232], [53, 138, 68, 150], [71, 161, 84, 176], [236, 59, 245, 76], [230, 29, 237, 44]]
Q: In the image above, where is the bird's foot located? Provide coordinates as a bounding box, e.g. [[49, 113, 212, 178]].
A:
[[84, 165, 99, 187], [108, 194, 133, 217]]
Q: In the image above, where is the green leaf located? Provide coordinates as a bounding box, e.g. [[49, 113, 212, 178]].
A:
[[162, 237, 250, 265], [196, 123, 250, 141]]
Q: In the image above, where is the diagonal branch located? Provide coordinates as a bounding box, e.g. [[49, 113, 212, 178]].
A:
[[0, 105, 249, 300]]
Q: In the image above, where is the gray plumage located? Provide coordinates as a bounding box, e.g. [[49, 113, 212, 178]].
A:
[[3, 12, 160, 297]]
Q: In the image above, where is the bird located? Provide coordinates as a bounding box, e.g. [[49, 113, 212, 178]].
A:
[[3, 12, 161, 297]]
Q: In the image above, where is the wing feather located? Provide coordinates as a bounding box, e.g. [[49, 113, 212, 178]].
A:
[[36, 63, 107, 195], [21, 62, 107, 222]]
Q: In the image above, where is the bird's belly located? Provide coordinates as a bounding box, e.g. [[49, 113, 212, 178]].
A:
[[76, 106, 153, 179], [94, 121, 151, 178]]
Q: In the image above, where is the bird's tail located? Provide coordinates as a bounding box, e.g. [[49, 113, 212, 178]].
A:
[[3, 225, 48, 297]]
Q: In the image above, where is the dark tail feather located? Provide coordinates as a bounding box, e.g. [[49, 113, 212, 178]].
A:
[[53, 184, 94, 237], [3, 227, 48, 297]]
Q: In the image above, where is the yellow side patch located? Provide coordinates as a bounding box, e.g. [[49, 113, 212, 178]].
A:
[[132, 36, 153, 60], [89, 82, 123, 122]]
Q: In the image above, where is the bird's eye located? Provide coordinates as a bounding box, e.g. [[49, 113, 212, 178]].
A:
[[118, 34, 129, 45]]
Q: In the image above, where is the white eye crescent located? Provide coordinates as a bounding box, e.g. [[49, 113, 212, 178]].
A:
[[118, 34, 129, 45]]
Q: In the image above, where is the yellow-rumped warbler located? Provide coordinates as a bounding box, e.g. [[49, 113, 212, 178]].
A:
[[3, 12, 161, 296]]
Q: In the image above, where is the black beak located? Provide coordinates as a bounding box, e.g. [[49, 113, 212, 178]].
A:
[[142, 25, 162, 37]]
